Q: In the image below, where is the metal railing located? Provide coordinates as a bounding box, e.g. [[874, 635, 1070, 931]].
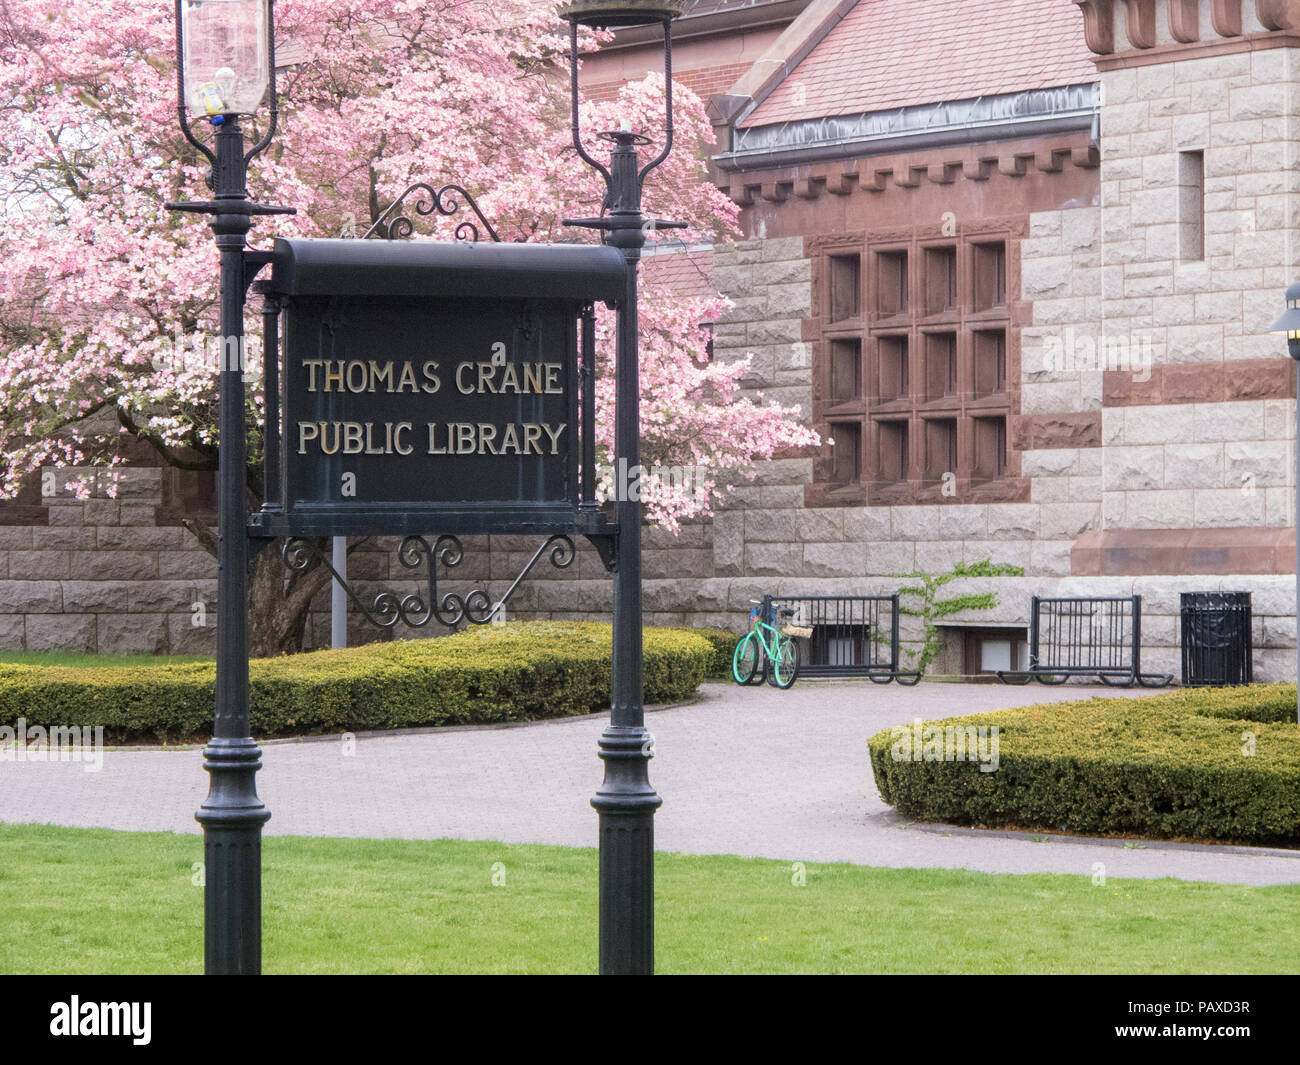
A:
[[998, 595, 1172, 687], [763, 594, 920, 684]]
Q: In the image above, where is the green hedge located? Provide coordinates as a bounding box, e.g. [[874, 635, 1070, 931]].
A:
[[690, 627, 743, 679], [868, 685, 1300, 846], [0, 622, 715, 743]]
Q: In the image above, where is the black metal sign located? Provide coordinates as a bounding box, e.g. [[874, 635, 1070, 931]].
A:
[[252, 238, 625, 537]]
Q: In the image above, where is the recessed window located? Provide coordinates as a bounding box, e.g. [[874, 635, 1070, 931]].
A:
[[972, 242, 1006, 310], [876, 420, 909, 483], [812, 624, 872, 667], [814, 229, 1017, 503], [829, 339, 861, 405], [925, 333, 958, 400], [962, 627, 1029, 676], [924, 418, 958, 480], [1178, 150, 1204, 262], [828, 254, 861, 322], [972, 415, 1007, 480], [923, 246, 958, 315], [875, 249, 908, 317], [973, 330, 1006, 397], [829, 422, 861, 485], [876, 335, 909, 400]]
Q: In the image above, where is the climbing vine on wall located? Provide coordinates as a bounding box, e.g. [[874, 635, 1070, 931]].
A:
[[895, 560, 1025, 675]]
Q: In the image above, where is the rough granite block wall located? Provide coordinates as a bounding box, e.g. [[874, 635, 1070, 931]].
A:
[[0, 468, 216, 655]]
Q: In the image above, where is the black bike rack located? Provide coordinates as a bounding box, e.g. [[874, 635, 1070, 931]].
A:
[[997, 594, 1172, 687], [762, 594, 921, 685]]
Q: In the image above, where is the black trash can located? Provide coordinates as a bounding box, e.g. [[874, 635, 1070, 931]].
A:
[[1180, 591, 1253, 687]]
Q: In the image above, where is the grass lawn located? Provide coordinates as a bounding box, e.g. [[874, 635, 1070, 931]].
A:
[[1, 823, 1296, 974], [0, 651, 213, 668]]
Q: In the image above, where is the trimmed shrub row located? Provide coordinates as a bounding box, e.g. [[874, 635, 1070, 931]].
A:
[[690, 627, 743, 679], [0, 622, 717, 743], [868, 685, 1300, 846]]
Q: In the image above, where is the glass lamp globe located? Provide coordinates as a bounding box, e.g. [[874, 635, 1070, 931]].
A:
[[180, 0, 270, 117]]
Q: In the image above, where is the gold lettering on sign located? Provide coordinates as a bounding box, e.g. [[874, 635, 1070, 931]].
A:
[[449, 361, 565, 395], [397, 362, 418, 393], [523, 363, 543, 394], [370, 360, 394, 392], [421, 422, 568, 456], [542, 423, 566, 452], [456, 362, 475, 395], [301, 359, 443, 394], [297, 421, 419, 455], [305, 359, 562, 395], [499, 423, 520, 454]]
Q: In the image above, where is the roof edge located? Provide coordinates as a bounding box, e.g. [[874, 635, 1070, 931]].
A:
[[604, 0, 813, 48], [714, 83, 1100, 171], [707, 0, 859, 127]]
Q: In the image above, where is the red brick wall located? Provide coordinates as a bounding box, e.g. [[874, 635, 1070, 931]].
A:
[[585, 61, 752, 103]]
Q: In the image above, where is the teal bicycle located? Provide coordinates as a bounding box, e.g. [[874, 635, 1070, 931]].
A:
[[732, 599, 802, 689]]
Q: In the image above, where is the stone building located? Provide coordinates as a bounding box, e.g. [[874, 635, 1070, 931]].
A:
[[2, 0, 1298, 681], [625, 0, 1300, 681]]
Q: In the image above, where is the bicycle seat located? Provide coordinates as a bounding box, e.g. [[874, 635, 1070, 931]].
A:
[[776, 608, 795, 618]]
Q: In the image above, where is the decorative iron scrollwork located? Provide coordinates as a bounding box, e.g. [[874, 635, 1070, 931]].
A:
[[281, 533, 574, 631], [359, 182, 502, 243]]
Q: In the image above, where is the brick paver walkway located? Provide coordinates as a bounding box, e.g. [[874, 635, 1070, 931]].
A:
[[2, 680, 1297, 885]]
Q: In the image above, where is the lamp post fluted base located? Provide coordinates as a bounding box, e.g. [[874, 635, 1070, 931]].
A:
[[592, 725, 661, 975], [196, 737, 271, 975]]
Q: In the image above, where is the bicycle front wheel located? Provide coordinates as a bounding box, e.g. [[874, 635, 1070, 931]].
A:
[[732, 633, 762, 685], [768, 635, 801, 689]]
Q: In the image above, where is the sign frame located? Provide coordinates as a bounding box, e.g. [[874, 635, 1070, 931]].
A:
[[248, 238, 624, 540]]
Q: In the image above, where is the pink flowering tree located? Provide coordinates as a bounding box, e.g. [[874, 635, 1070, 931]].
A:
[[0, 0, 816, 653]]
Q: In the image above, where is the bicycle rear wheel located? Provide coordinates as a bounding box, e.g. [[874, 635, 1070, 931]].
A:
[[732, 633, 762, 685], [767, 635, 800, 689]]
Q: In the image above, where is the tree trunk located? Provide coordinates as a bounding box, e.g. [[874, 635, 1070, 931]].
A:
[[183, 519, 336, 657], [247, 543, 333, 658]]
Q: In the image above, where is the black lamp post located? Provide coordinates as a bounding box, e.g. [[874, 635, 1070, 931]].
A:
[[560, 0, 686, 975], [166, 0, 292, 974], [1267, 283, 1300, 726]]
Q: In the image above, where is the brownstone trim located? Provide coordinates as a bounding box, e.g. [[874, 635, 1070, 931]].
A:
[[1075, 0, 1298, 60], [1072, 0, 1116, 53], [1212, 0, 1243, 35], [154, 467, 217, 527], [806, 216, 1028, 507], [1102, 358, 1296, 407], [1256, 0, 1292, 31], [1169, 0, 1201, 40], [1121, 0, 1157, 48], [1094, 31, 1300, 70], [0, 504, 49, 527], [0, 473, 50, 526], [1010, 412, 1102, 450], [1071, 527, 1295, 576], [724, 134, 1098, 205]]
